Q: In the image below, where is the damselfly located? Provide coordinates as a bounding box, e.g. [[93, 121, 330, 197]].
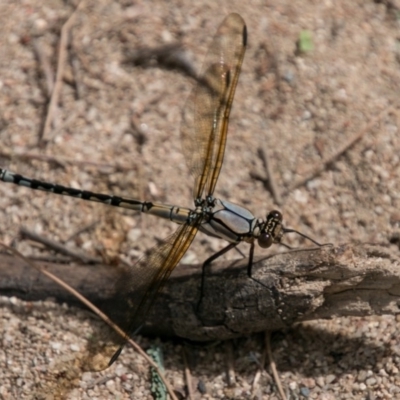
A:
[[0, 13, 320, 365]]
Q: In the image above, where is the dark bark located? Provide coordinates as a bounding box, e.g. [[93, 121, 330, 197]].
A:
[[1, 243, 399, 341]]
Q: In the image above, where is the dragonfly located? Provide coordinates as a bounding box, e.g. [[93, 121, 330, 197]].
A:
[[0, 13, 319, 366]]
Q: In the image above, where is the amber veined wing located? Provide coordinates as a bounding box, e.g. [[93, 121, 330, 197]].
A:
[[100, 13, 247, 367], [181, 13, 247, 200]]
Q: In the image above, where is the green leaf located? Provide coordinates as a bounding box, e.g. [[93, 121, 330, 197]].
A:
[[147, 344, 167, 400], [298, 30, 314, 53]]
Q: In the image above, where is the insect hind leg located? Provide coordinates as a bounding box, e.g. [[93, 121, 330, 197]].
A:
[[197, 242, 238, 313]]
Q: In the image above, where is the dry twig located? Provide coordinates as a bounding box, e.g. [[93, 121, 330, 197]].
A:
[[182, 347, 195, 400], [2, 243, 400, 341], [32, 39, 55, 97], [20, 226, 100, 264], [265, 332, 286, 400], [251, 338, 270, 398], [40, 0, 84, 144], [225, 341, 236, 387], [259, 142, 282, 206], [286, 106, 394, 194], [0, 149, 134, 172]]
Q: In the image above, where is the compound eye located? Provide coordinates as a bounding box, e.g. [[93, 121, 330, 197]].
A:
[[258, 232, 273, 248], [267, 210, 282, 221]]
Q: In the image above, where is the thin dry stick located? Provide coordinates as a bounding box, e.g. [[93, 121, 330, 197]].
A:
[[0, 149, 134, 172], [0, 243, 179, 400], [182, 347, 195, 400], [27, 255, 77, 263], [259, 142, 282, 206], [70, 44, 85, 99], [20, 227, 100, 264], [43, 109, 83, 145], [286, 106, 394, 195], [265, 331, 287, 400], [251, 343, 269, 397], [65, 221, 98, 242], [39, 0, 84, 144], [32, 39, 55, 97], [225, 340, 236, 387]]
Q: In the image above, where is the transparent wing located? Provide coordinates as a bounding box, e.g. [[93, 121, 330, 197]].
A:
[[111, 222, 199, 337], [181, 13, 247, 200], [83, 222, 199, 371]]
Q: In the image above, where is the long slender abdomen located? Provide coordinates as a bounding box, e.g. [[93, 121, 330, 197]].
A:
[[0, 169, 191, 224], [138, 202, 191, 225]]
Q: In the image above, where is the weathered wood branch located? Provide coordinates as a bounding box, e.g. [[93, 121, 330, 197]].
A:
[[1, 243, 399, 341]]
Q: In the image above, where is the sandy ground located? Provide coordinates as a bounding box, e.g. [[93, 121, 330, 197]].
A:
[[0, 0, 400, 399]]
